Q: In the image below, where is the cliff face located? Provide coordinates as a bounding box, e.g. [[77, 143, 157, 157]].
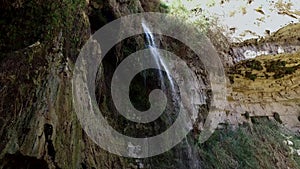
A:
[[1, 0, 300, 168], [223, 23, 300, 131], [0, 0, 144, 168], [226, 51, 300, 130], [0, 0, 208, 169], [0, 0, 93, 168], [230, 23, 300, 61]]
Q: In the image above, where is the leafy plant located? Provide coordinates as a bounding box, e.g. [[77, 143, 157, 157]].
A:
[[265, 59, 299, 79], [244, 60, 263, 71], [198, 119, 299, 169], [245, 71, 257, 81]]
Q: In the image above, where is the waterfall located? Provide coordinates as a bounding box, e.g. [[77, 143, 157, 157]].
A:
[[141, 20, 176, 93], [141, 21, 201, 169]]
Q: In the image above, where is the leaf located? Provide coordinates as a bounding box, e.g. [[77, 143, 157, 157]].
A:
[[241, 7, 247, 15], [229, 10, 236, 17], [229, 27, 236, 33], [256, 17, 266, 23], [244, 30, 259, 37], [255, 7, 265, 15]]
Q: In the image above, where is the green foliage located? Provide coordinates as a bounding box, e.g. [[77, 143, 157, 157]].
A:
[[166, 0, 211, 32], [198, 119, 299, 169], [244, 60, 263, 71], [265, 60, 286, 72], [245, 71, 257, 81], [265, 59, 299, 79], [160, 2, 169, 10], [0, 0, 85, 54], [199, 125, 258, 169]]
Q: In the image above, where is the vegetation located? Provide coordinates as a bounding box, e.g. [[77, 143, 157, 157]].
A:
[[165, 0, 212, 32], [265, 59, 299, 79], [244, 60, 263, 71], [229, 52, 300, 83], [1, 0, 300, 168], [199, 119, 300, 169], [0, 0, 85, 54], [245, 71, 257, 81]]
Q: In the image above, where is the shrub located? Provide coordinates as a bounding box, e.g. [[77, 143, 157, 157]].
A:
[[245, 71, 257, 81], [265, 60, 298, 79], [245, 60, 263, 71], [198, 118, 299, 169]]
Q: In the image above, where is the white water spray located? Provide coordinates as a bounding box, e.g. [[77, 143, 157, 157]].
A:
[[141, 20, 176, 94], [141, 20, 201, 169]]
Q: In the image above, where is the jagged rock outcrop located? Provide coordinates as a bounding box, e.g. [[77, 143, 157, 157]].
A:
[[230, 23, 300, 61]]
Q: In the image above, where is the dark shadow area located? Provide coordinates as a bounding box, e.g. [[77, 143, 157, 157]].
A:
[[1, 152, 49, 169], [0, 1, 52, 53]]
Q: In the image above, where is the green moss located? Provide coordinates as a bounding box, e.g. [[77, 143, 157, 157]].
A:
[[160, 2, 169, 11], [265, 60, 286, 72], [285, 66, 297, 74]]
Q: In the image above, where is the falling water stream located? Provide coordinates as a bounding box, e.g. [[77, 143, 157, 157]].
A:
[[141, 20, 201, 169], [141, 20, 176, 93]]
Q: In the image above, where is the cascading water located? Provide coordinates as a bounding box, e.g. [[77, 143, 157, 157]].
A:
[[141, 20, 180, 127], [141, 20, 202, 169], [141, 20, 176, 94]]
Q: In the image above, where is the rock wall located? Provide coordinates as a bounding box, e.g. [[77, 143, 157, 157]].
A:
[[0, 0, 210, 168], [0, 0, 151, 168], [230, 23, 300, 61], [226, 52, 300, 131], [1, 0, 299, 168]]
